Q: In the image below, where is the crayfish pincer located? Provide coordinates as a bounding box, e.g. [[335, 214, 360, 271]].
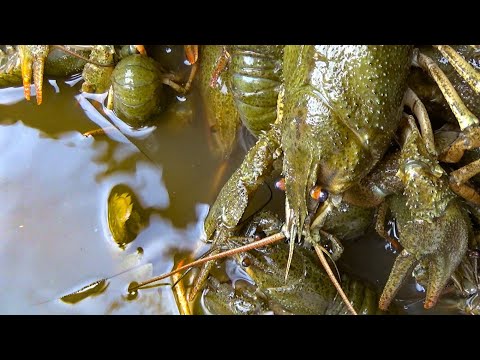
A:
[[377, 117, 472, 310], [190, 45, 413, 302], [349, 115, 473, 310]]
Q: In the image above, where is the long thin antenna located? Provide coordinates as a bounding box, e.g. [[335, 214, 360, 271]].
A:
[[313, 243, 357, 315], [130, 232, 286, 291]]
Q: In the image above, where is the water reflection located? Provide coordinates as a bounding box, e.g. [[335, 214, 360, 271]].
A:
[[0, 104, 210, 314]]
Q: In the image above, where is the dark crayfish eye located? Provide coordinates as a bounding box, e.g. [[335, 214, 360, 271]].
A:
[[254, 230, 266, 241], [241, 257, 251, 267], [310, 186, 328, 202]]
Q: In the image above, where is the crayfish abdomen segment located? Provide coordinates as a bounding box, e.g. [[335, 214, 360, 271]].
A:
[[229, 45, 284, 137]]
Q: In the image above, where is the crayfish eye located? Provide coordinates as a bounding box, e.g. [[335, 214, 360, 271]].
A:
[[310, 186, 328, 202], [254, 230, 266, 241], [241, 257, 251, 267], [274, 177, 286, 192]]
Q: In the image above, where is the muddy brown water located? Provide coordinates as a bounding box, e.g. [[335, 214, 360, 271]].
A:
[[0, 55, 457, 315]]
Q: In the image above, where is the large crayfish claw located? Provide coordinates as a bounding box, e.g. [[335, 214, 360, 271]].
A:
[[378, 117, 471, 310], [378, 198, 471, 310]]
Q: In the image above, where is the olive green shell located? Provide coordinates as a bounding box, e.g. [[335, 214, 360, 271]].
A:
[[280, 46, 412, 237], [282, 45, 413, 195], [228, 45, 284, 136], [111, 54, 164, 127], [321, 201, 375, 241], [44, 47, 89, 77]]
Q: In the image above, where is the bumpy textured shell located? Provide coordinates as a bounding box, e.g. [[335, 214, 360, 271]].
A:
[[228, 45, 284, 136], [111, 54, 163, 127]]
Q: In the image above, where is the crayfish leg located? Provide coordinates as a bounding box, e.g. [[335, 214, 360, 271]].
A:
[[379, 250, 416, 311], [434, 45, 480, 95], [437, 127, 480, 205], [172, 258, 193, 315], [209, 46, 230, 88], [159, 45, 199, 94], [403, 88, 436, 156], [188, 246, 222, 302], [161, 61, 198, 94], [415, 49, 479, 131], [415, 48, 480, 205], [189, 126, 282, 301], [18, 45, 33, 101], [449, 157, 480, 205]]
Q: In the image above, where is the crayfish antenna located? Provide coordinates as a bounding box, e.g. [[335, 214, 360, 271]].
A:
[[131, 232, 286, 292], [313, 242, 357, 315]]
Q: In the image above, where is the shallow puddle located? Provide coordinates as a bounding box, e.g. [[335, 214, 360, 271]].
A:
[[0, 70, 221, 314]]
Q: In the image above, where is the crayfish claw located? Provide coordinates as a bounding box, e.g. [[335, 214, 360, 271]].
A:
[[184, 45, 198, 65], [379, 250, 415, 311], [18, 45, 32, 101], [424, 263, 450, 309], [18, 45, 49, 105], [424, 236, 469, 309]]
